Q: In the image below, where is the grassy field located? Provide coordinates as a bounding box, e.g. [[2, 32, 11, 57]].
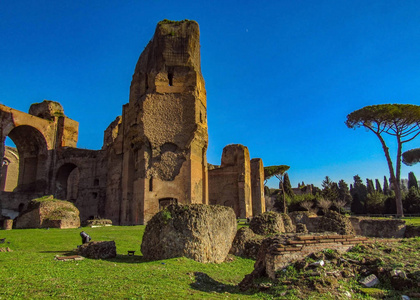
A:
[[0, 225, 269, 299], [1, 219, 419, 299]]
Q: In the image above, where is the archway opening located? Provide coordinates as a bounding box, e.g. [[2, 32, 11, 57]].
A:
[[55, 163, 79, 200], [2, 126, 48, 192]]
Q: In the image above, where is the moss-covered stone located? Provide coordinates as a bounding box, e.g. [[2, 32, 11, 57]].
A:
[[16, 196, 80, 229], [141, 204, 236, 263], [317, 211, 354, 235], [249, 211, 286, 235], [229, 227, 264, 259]]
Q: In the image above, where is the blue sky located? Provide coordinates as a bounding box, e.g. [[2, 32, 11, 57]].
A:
[[1, 1, 420, 188]]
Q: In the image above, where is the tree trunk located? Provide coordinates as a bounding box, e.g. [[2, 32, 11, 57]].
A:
[[281, 180, 287, 214], [376, 132, 404, 217], [395, 137, 404, 217]]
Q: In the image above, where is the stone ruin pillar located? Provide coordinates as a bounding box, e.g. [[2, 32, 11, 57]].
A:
[[251, 158, 265, 216]]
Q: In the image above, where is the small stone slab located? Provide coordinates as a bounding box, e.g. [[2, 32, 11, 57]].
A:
[[0, 247, 13, 252], [55, 255, 84, 261], [360, 274, 380, 288]]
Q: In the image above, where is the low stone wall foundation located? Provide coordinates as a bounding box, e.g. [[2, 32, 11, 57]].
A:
[[251, 234, 375, 280]]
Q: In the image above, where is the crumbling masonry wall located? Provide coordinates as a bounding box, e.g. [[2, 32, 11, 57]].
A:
[[103, 20, 209, 225], [209, 144, 253, 218], [251, 158, 265, 216]]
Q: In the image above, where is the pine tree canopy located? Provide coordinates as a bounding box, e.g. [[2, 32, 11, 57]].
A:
[[346, 104, 420, 138], [264, 165, 290, 180], [403, 148, 420, 166]]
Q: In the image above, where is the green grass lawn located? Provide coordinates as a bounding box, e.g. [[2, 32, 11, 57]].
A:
[[404, 217, 420, 226], [0, 226, 269, 299], [1, 219, 419, 299]]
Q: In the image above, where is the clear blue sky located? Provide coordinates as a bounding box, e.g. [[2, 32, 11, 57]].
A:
[[1, 0, 419, 188]]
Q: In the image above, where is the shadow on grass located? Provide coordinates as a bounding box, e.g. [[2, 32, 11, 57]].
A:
[[39, 250, 76, 254], [105, 254, 146, 264], [38, 244, 151, 263], [40, 251, 147, 264], [190, 272, 257, 296]]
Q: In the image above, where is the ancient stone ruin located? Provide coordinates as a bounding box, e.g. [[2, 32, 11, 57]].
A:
[[0, 20, 266, 225], [16, 195, 80, 229], [141, 204, 237, 263]]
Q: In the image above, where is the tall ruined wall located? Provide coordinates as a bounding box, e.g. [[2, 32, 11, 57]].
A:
[[209, 144, 252, 218], [104, 20, 208, 225], [251, 158, 265, 216]]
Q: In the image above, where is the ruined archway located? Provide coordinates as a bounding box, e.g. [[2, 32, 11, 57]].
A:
[[3, 125, 49, 192], [55, 163, 79, 200]]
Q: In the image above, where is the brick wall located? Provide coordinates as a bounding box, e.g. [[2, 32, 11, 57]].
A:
[[259, 234, 376, 279]]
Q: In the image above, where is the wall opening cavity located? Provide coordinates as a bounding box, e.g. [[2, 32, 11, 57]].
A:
[[55, 163, 79, 200], [159, 197, 177, 210], [168, 72, 174, 86], [149, 176, 153, 192]]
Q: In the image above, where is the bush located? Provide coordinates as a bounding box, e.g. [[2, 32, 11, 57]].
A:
[[286, 194, 320, 213]]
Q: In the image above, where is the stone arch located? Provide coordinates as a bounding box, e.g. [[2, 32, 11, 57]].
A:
[[3, 125, 49, 192], [55, 163, 79, 200]]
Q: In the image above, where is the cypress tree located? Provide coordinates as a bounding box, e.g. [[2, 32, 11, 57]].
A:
[[283, 172, 294, 196], [408, 172, 419, 190], [383, 176, 390, 195], [322, 176, 339, 201], [375, 179, 382, 193], [350, 175, 367, 214], [338, 179, 352, 205], [366, 179, 375, 194]]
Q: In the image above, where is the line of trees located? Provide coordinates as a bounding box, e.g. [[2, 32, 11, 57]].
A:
[[267, 172, 420, 215], [351, 172, 420, 215]]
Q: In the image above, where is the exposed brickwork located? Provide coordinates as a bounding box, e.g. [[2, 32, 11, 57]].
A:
[[255, 234, 376, 279], [208, 144, 253, 218]]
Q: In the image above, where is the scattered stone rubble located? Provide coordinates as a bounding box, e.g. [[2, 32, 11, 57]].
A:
[[84, 219, 112, 227], [239, 239, 420, 298]]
